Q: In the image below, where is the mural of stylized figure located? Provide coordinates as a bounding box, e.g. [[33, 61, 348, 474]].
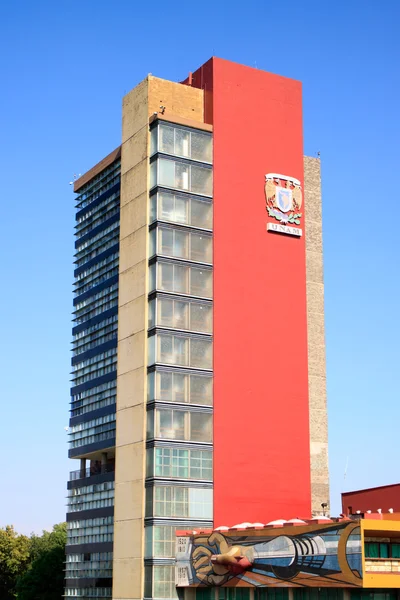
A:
[[188, 524, 361, 587]]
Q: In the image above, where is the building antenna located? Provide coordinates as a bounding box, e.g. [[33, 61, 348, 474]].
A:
[[343, 456, 349, 486], [69, 173, 81, 186]]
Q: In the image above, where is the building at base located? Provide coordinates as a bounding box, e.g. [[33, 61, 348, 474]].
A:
[[342, 484, 400, 518], [175, 514, 400, 598]]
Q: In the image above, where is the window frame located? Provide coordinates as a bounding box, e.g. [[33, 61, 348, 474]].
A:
[[149, 259, 213, 300], [150, 122, 213, 165], [150, 156, 213, 198], [148, 295, 213, 334], [147, 407, 213, 443], [148, 332, 213, 371], [147, 485, 213, 519], [365, 541, 397, 559], [149, 225, 213, 265], [147, 369, 213, 406], [148, 446, 213, 481], [149, 190, 213, 231]]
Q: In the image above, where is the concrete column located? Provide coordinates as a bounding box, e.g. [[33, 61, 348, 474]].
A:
[[112, 75, 205, 600], [79, 458, 86, 479], [304, 156, 330, 516]]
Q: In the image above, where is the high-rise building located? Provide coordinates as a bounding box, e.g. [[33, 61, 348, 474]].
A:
[[65, 57, 329, 600]]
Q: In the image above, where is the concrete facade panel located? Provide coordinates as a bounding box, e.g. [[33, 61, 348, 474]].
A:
[[307, 333, 327, 378], [115, 441, 146, 482], [148, 76, 204, 122], [306, 251, 324, 284], [120, 193, 147, 239], [115, 368, 145, 411], [112, 557, 143, 598], [304, 156, 329, 516], [307, 281, 325, 315], [119, 226, 147, 273], [308, 374, 327, 410], [118, 297, 146, 340], [118, 261, 147, 307], [120, 159, 148, 202], [121, 127, 148, 176], [117, 332, 146, 375], [122, 78, 149, 144], [116, 404, 145, 448], [114, 481, 145, 523]]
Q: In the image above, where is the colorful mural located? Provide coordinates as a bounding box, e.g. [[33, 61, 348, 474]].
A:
[[176, 521, 362, 588]]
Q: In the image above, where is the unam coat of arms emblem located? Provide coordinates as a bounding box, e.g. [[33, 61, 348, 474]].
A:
[[265, 173, 302, 225]]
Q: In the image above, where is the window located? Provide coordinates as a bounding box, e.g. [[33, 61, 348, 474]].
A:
[[148, 333, 212, 370], [149, 447, 212, 480], [150, 191, 212, 230], [67, 516, 114, 545], [365, 542, 389, 558], [149, 485, 213, 519], [158, 297, 188, 329], [150, 158, 212, 197], [148, 297, 212, 333], [154, 486, 188, 517], [149, 261, 213, 298], [148, 370, 213, 405], [151, 123, 212, 164], [65, 552, 113, 578], [190, 412, 212, 441], [145, 525, 180, 558], [145, 564, 178, 599], [153, 447, 189, 479], [64, 588, 112, 598], [68, 481, 115, 512], [294, 591, 343, 600], [150, 226, 212, 264], [75, 160, 120, 210], [364, 541, 400, 558], [350, 592, 397, 600], [159, 370, 187, 403], [219, 591, 251, 600], [191, 164, 212, 195], [147, 409, 212, 443], [158, 409, 185, 440], [190, 337, 213, 369], [71, 379, 116, 416], [189, 488, 213, 518], [160, 334, 187, 365], [196, 590, 214, 600], [68, 413, 116, 449], [392, 543, 400, 558]]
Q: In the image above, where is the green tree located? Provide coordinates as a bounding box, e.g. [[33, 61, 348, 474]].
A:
[[0, 526, 30, 599], [16, 523, 67, 600]]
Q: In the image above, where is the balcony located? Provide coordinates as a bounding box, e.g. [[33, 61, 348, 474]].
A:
[[70, 462, 115, 482]]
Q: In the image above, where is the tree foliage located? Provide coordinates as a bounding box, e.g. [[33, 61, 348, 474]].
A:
[[0, 526, 30, 599], [0, 523, 66, 600]]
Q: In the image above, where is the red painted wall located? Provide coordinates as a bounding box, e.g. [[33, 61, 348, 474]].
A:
[[190, 58, 311, 526], [342, 485, 400, 515]]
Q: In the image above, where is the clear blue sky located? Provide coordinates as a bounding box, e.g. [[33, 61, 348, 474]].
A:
[[1, 0, 399, 534]]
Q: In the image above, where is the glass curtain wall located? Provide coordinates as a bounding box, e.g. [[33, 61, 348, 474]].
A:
[[146, 121, 213, 599], [66, 158, 121, 600]]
